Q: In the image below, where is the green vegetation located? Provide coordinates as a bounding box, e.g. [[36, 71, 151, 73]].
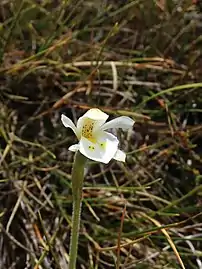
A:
[[0, 1, 202, 268]]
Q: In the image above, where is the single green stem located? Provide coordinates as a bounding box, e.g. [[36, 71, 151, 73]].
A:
[[69, 151, 87, 269]]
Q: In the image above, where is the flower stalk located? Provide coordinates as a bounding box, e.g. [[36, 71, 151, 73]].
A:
[[68, 151, 87, 269]]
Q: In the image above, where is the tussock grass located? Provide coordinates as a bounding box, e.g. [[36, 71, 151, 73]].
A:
[[0, 1, 202, 268]]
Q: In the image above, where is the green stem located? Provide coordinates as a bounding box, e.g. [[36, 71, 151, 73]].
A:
[[69, 151, 87, 269]]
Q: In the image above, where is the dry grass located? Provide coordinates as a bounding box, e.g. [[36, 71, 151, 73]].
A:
[[0, 1, 202, 268]]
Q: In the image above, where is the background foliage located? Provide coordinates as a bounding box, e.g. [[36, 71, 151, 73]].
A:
[[0, 1, 202, 268]]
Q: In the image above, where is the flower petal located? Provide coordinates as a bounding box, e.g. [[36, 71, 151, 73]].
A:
[[82, 108, 109, 121], [101, 116, 134, 131], [68, 144, 80, 152], [77, 109, 109, 133], [113, 149, 126, 162], [61, 114, 79, 138], [79, 132, 119, 164]]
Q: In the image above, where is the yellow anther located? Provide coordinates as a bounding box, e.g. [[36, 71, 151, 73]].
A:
[[82, 119, 96, 143]]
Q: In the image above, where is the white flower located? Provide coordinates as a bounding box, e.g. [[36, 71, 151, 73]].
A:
[[61, 108, 134, 164]]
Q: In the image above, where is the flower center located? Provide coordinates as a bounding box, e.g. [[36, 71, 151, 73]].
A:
[[81, 119, 96, 143]]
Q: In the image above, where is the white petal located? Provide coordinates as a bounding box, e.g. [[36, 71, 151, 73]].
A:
[[82, 108, 109, 121], [68, 144, 80, 152], [79, 132, 119, 164], [101, 116, 134, 131], [113, 149, 126, 162], [77, 109, 109, 133], [61, 114, 79, 138]]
